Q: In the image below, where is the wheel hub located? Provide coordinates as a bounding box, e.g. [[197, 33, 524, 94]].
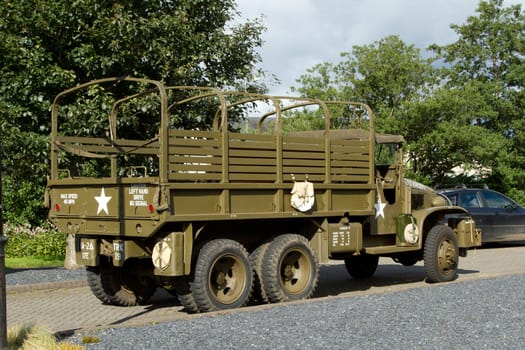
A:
[[283, 265, 295, 280], [215, 271, 226, 286], [280, 250, 310, 294], [438, 238, 457, 273], [210, 255, 246, 304]]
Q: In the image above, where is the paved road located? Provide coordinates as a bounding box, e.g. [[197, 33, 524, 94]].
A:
[[7, 244, 525, 335]]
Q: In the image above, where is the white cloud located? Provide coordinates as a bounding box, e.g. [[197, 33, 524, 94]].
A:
[[236, 0, 524, 95]]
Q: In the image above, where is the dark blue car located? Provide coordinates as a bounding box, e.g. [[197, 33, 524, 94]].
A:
[[439, 187, 525, 243]]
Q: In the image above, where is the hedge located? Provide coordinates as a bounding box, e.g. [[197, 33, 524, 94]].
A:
[[2, 224, 66, 258]]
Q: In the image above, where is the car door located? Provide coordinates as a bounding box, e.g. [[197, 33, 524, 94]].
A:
[[457, 190, 495, 240], [480, 190, 525, 241]]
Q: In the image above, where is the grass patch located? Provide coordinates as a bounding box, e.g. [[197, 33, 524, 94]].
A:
[[8, 323, 85, 349], [6, 256, 65, 269], [81, 335, 100, 344]]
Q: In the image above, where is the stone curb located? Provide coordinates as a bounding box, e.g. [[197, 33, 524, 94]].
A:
[[6, 280, 87, 294]]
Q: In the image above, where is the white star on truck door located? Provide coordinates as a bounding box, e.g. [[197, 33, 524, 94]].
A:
[[375, 199, 386, 219], [95, 188, 112, 215]]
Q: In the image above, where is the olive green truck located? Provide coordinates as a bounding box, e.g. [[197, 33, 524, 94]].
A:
[[46, 77, 481, 313]]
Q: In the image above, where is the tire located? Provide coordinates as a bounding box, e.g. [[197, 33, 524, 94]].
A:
[[192, 239, 253, 312], [86, 266, 113, 304], [262, 234, 319, 303], [424, 225, 459, 283], [344, 254, 379, 279], [173, 276, 200, 314], [86, 259, 156, 306], [249, 242, 271, 304]]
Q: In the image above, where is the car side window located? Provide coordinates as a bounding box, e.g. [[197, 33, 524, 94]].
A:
[[483, 191, 514, 209], [459, 192, 481, 208]]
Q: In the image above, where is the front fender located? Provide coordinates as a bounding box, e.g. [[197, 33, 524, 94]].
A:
[[412, 206, 481, 248], [412, 205, 469, 230]]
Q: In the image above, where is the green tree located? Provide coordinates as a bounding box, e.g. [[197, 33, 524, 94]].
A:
[[292, 35, 462, 184], [291, 62, 343, 101], [0, 0, 266, 225], [400, 85, 504, 186], [292, 2, 525, 190], [430, 0, 525, 194], [293, 35, 435, 134]]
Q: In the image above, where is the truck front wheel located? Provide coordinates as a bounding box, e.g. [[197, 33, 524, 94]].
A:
[[424, 225, 459, 283], [192, 239, 253, 312], [262, 234, 319, 303]]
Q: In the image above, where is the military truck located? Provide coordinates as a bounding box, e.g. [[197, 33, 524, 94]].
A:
[[46, 77, 481, 313]]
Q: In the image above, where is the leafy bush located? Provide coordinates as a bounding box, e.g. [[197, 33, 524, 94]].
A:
[[507, 188, 525, 207], [3, 175, 48, 227], [3, 224, 66, 258]]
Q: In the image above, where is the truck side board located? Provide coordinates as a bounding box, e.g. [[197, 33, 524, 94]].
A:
[[166, 129, 374, 219]]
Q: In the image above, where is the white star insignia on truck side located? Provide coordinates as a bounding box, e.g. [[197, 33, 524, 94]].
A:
[[95, 188, 112, 215]]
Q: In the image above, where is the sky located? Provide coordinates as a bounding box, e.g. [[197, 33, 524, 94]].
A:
[[235, 0, 525, 95]]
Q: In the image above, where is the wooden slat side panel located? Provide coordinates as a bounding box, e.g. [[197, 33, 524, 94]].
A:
[[282, 136, 326, 181], [168, 146, 221, 156], [168, 130, 222, 182], [331, 174, 371, 182], [55, 136, 160, 155], [169, 155, 223, 165], [168, 172, 222, 181], [229, 173, 277, 182], [228, 134, 277, 182], [168, 129, 222, 139], [170, 138, 220, 148], [330, 139, 371, 183], [229, 158, 276, 166], [284, 136, 324, 145], [331, 159, 370, 168], [229, 165, 277, 174], [166, 131, 373, 184], [71, 145, 158, 155]]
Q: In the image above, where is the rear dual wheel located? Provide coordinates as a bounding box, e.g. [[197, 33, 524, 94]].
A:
[[261, 234, 319, 303], [249, 242, 271, 304], [173, 276, 199, 314], [178, 234, 319, 312], [86, 258, 156, 306]]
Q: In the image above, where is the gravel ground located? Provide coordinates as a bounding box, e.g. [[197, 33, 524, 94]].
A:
[[6, 267, 86, 287], [61, 274, 525, 350]]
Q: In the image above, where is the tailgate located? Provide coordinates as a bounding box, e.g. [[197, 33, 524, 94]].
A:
[[47, 181, 161, 237]]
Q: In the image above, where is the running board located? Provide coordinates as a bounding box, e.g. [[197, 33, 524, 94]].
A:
[[364, 245, 420, 255]]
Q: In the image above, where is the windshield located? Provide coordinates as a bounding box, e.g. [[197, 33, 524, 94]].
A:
[[375, 143, 398, 166]]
